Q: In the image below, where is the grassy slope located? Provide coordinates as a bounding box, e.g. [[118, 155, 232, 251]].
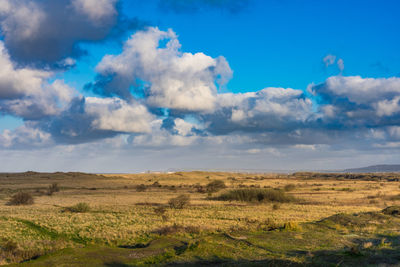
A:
[[8, 208, 400, 266]]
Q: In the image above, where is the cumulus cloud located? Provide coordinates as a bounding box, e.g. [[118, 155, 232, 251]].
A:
[[85, 97, 154, 133], [0, 0, 127, 66], [312, 76, 400, 127], [132, 119, 200, 147], [41, 96, 154, 144], [71, 0, 118, 22], [0, 11, 399, 158], [0, 122, 52, 148], [90, 27, 232, 112], [0, 42, 74, 119], [202, 87, 313, 135]]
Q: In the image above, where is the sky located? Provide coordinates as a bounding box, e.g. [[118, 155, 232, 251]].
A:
[[0, 0, 400, 172]]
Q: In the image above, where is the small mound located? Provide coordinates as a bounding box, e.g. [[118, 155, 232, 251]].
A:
[[382, 206, 400, 216], [319, 212, 387, 228]]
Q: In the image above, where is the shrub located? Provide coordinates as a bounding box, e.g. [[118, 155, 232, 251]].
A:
[[382, 206, 400, 216], [215, 188, 295, 203], [168, 194, 190, 209], [283, 184, 296, 192], [136, 184, 147, 192], [194, 184, 206, 193], [47, 182, 60, 196], [7, 192, 34, 205], [206, 180, 227, 193], [63, 202, 90, 213]]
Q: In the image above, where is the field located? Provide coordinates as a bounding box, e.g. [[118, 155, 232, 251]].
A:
[[1, 171, 400, 266]]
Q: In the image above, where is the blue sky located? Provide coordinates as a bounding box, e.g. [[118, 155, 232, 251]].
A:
[[0, 0, 399, 172], [62, 0, 400, 97]]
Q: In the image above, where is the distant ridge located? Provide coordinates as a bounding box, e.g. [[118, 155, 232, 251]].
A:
[[343, 164, 400, 173]]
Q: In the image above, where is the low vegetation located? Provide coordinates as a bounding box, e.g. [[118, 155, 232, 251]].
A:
[[215, 188, 296, 203], [46, 182, 60, 196], [205, 179, 226, 193], [136, 184, 147, 192], [7, 192, 34, 206], [152, 224, 201, 235], [1, 171, 400, 266], [62, 202, 90, 213], [283, 183, 296, 191], [168, 194, 190, 209]]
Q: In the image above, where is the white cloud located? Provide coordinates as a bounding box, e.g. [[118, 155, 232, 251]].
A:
[[320, 76, 400, 105], [95, 27, 233, 111], [0, 41, 50, 99], [293, 144, 317, 150], [0, 41, 74, 119], [0, 0, 44, 42], [337, 58, 344, 72], [0, 0, 121, 65], [314, 76, 400, 125], [85, 97, 154, 133], [0, 123, 52, 148], [131, 119, 199, 147], [323, 54, 336, 67], [375, 96, 400, 116], [322, 54, 344, 72], [204, 87, 313, 133], [72, 0, 118, 22]]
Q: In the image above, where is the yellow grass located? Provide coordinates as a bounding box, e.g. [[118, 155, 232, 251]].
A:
[[0, 171, 400, 264]]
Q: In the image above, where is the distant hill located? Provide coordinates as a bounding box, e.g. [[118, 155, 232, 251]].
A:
[[343, 164, 400, 173]]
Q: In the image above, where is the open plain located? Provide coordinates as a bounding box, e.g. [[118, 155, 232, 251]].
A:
[[1, 171, 400, 266]]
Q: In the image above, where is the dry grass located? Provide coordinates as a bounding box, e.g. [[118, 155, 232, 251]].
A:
[[0, 171, 400, 265]]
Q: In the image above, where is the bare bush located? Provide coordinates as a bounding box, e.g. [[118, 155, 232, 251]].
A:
[[206, 180, 227, 193], [47, 183, 60, 196], [7, 192, 34, 206], [168, 194, 190, 209]]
